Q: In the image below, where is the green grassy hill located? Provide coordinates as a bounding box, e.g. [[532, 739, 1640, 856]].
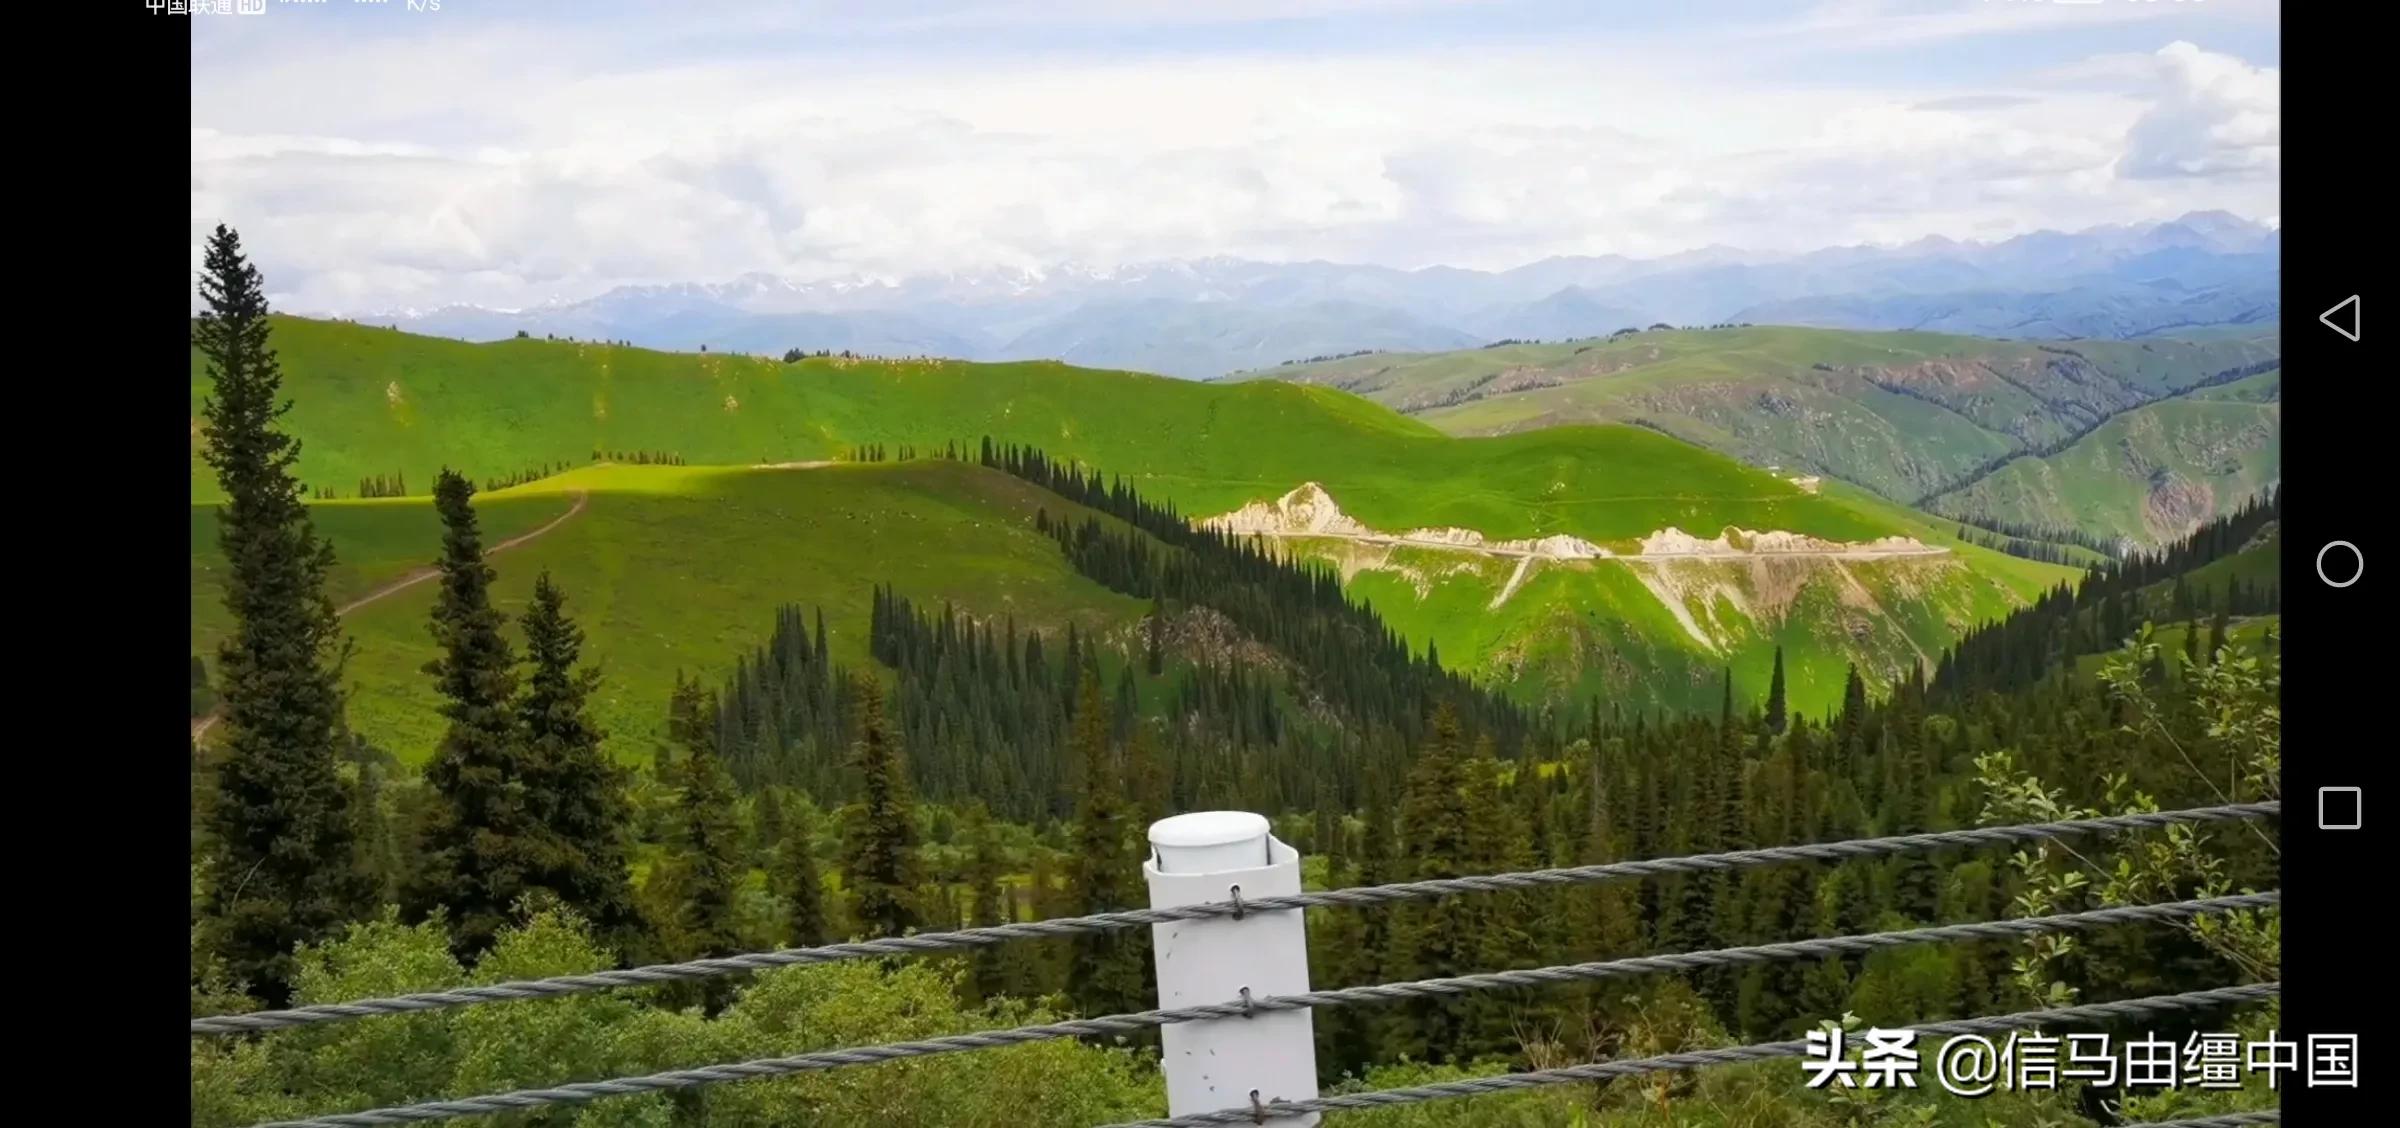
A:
[[192, 461, 1148, 764], [194, 318, 1893, 544], [1925, 371, 2279, 549], [191, 318, 2079, 751], [1235, 325, 2279, 546], [1261, 473, 2065, 718]]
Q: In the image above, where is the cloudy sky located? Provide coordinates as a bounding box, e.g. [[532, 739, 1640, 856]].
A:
[[189, 0, 2281, 314]]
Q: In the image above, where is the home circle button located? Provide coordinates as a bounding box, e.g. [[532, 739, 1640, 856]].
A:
[[2316, 541, 2364, 588]]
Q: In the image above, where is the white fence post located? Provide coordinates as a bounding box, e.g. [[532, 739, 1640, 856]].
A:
[[1144, 811, 1321, 1125]]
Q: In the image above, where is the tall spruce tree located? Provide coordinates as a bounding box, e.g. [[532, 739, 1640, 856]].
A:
[[841, 675, 923, 938], [515, 571, 642, 957], [1838, 663, 1868, 750], [960, 801, 1009, 1002], [196, 224, 368, 1006], [412, 470, 533, 957], [1066, 664, 1150, 1019], [783, 822, 830, 949], [1765, 645, 1788, 734], [1391, 703, 1474, 1061], [1459, 742, 1537, 1058], [667, 673, 744, 961]]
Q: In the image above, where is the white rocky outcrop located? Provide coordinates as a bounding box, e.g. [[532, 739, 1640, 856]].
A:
[[1206, 486, 1940, 563], [1205, 484, 1613, 560], [1206, 482, 1375, 538]]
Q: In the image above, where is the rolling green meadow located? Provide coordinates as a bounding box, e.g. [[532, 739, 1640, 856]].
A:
[[190, 318, 2093, 761], [193, 461, 1148, 764], [194, 318, 1900, 544]]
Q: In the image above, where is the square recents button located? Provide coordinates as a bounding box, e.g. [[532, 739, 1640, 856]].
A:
[[2320, 787, 2363, 830]]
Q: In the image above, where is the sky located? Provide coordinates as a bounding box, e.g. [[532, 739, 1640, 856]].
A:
[[188, 0, 2282, 314]]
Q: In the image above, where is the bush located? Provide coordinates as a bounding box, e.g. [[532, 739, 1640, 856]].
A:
[[191, 904, 1161, 1127]]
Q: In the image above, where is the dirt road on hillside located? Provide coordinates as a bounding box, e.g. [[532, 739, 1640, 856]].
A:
[[190, 490, 591, 744], [1227, 527, 1953, 562]]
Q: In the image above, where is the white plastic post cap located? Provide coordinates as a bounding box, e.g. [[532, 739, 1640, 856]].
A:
[[1148, 810, 1272, 873]]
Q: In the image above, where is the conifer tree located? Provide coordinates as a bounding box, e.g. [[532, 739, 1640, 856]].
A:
[[1309, 827, 1377, 1082], [1125, 721, 1169, 829], [1391, 703, 1474, 1060], [841, 675, 923, 938], [662, 672, 745, 1004], [960, 801, 1009, 1002], [1145, 594, 1166, 675], [1459, 742, 1536, 1058], [1066, 664, 1149, 1019], [196, 224, 368, 1005], [652, 672, 744, 1012], [412, 469, 533, 957], [1765, 645, 1788, 734], [754, 785, 786, 870], [515, 571, 642, 957], [1005, 851, 1063, 998], [1560, 755, 1642, 1016], [1838, 663, 1868, 749], [783, 820, 830, 948], [1349, 777, 1410, 1063]]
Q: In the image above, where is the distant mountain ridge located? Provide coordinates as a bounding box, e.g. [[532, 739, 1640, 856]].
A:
[[365, 211, 2279, 379]]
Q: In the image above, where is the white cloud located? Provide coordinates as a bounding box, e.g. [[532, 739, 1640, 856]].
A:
[[188, 12, 2280, 313], [2119, 41, 2280, 180]]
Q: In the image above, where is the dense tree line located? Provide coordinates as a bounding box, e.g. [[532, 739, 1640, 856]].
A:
[[1303, 633, 2276, 1078], [713, 604, 851, 793], [1949, 522, 2101, 566], [718, 587, 1342, 821], [983, 439, 1532, 753], [589, 449, 685, 465], [845, 440, 972, 462], [1942, 511, 2125, 559], [356, 471, 408, 498], [1933, 488, 2280, 697], [484, 461, 575, 491]]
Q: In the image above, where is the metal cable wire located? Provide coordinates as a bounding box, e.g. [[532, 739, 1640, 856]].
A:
[[240, 893, 2275, 1128], [195, 799, 2280, 1035], [1104, 983, 2282, 1127], [2118, 1115, 2281, 1128]]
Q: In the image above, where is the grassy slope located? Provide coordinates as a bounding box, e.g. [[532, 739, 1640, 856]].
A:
[[189, 319, 2078, 746], [1318, 541, 2046, 719], [1237, 326, 2278, 528], [191, 318, 1896, 545], [192, 461, 1147, 764], [1929, 371, 2280, 547], [1269, 477, 2073, 717]]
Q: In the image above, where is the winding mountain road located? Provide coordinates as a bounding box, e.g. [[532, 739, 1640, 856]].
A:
[[1220, 527, 1953, 562], [190, 490, 591, 744]]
